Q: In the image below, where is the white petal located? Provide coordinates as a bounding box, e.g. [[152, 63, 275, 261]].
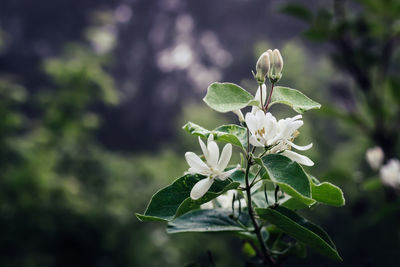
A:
[[207, 139, 220, 168], [245, 112, 257, 134], [281, 150, 314, 166], [250, 135, 265, 147], [190, 178, 214, 200], [291, 114, 302, 121], [261, 84, 267, 106], [198, 137, 209, 160], [200, 201, 214, 209], [287, 141, 313, 151], [285, 121, 303, 137], [185, 152, 210, 175], [232, 109, 245, 122], [218, 143, 232, 172], [218, 165, 240, 180]]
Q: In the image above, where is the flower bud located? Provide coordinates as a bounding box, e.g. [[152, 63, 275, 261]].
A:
[[273, 49, 283, 74], [255, 52, 270, 83], [267, 49, 284, 83]]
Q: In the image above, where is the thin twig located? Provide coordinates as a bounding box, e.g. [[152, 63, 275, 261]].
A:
[[265, 83, 275, 111], [244, 154, 278, 266]]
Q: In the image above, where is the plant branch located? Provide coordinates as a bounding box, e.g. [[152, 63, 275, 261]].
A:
[[265, 83, 275, 111], [244, 153, 278, 266]]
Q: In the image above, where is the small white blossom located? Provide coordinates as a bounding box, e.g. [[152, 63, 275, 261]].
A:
[[366, 146, 384, 170], [185, 135, 239, 200], [380, 159, 400, 188], [245, 110, 314, 166]]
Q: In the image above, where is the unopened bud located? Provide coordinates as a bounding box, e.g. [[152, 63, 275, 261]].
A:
[[273, 49, 283, 74], [255, 52, 270, 83], [267, 49, 284, 83]]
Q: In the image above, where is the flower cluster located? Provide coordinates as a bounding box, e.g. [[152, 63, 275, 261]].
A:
[[246, 110, 313, 166], [185, 49, 314, 200]]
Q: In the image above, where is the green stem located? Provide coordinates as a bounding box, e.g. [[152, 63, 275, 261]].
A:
[[244, 154, 277, 266]]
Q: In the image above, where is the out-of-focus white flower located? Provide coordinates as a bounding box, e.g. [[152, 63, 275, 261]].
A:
[[185, 135, 240, 200], [380, 159, 400, 188], [200, 190, 246, 209], [245, 110, 314, 166], [366, 146, 384, 170]]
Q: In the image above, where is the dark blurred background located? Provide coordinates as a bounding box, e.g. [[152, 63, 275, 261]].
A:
[[0, 0, 399, 266]]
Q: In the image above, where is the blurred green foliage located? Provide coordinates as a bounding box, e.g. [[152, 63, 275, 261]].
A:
[[0, 0, 399, 265]]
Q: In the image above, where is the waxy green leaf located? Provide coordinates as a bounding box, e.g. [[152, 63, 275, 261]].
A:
[[256, 154, 315, 206], [311, 180, 345, 207], [252, 191, 310, 210], [183, 122, 248, 149], [270, 86, 321, 113], [136, 174, 239, 222], [256, 206, 342, 261], [167, 208, 252, 234], [203, 82, 258, 113]]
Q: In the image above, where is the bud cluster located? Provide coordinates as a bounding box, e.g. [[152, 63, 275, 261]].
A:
[[255, 49, 284, 84]]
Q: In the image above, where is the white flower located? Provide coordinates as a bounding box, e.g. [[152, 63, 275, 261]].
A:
[[379, 159, 400, 188], [246, 110, 278, 147], [366, 146, 384, 170], [200, 190, 246, 209], [245, 110, 314, 166], [185, 135, 239, 200]]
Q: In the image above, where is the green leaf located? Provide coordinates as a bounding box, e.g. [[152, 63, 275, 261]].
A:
[[214, 124, 248, 149], [167, 208, 252, 234], [252, 190, 310, 210], [270, 86, 321, 113], [136, 174, 239, 222], [256, 206, 342, 261], [281, 195, 311, 210], [182, 122, 210, 138], [183, 122, 248, 149], [256, 154, 315, 206], [311, 180, 345, 206], [230, 169, 256, 188], [203, 82, 258, 113]]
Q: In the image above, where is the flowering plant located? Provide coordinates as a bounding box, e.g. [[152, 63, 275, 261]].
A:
[[137, 49, 345, 265]]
